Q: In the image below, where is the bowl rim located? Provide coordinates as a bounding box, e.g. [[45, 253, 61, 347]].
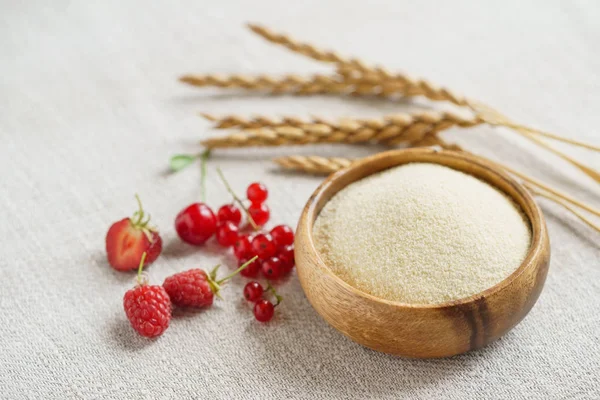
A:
[[299, 148, 547, 310]]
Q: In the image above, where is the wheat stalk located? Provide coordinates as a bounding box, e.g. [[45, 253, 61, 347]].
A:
[[473, 103, 600, 183], [183, 68, 600, 155], [245, 24, 600, 165], [245, 24, 473, 106], [185, 24, 600, 152], [184, 25, 599, 157], [182, 24, 469, 104], [524, 184, 600, 233], [199, 111, 482, 148], [335, 65, 600, 182], [272, 150, 600, 232]]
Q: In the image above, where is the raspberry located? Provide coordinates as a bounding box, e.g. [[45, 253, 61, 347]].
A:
[[163, 269, 215, 308], [163, 257, 258, 308], [123, 284, 171, 338]]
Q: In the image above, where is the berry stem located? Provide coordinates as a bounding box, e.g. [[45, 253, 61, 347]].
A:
[[132, 194, 155, 242], [209, 263, 221, 281], [199, 149, 211, 203], [216, 256, 258, 284], [216, 167, 259, 231], [136, 252, 148, 286], [265, 282, 283, 306], [133, 194, 145, 225]]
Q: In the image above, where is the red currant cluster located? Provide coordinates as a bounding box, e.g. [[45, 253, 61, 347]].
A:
[[173, 180, 295, 275], [174, 182, 270, 246], [173, 180, 294, 323], [234, 225, 295, 279], [243, 281, 282, 322]]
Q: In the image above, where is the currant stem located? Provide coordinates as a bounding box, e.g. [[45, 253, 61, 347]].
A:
[[265, 281, 283, 306], [136, 252, 148, 285], [216, 167, 259, 230], [200, 149, 211, 203], [216, 256, 258, 284]]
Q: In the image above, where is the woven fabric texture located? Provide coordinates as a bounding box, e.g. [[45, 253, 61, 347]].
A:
[[1, 1, 599, 399]]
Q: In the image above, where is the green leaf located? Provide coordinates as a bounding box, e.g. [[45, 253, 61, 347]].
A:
[[169, 154, 196, 172]]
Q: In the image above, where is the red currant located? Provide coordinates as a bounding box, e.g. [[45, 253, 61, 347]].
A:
[[248, 202, 270, 227], [270, 225, 294, 248], [239, 257, 261, 278], [253, 299, 274, 322], [175, 203, 217, 245], [252, 233, 276, 259], [233, 234, 254, 260], [243, 281, 264, 302], [261, 256, 283, 279], [278, 244, 295, 273], [217, 204, 242, 226], [216, 221, 239, 247], [247, 182, 268, 204]]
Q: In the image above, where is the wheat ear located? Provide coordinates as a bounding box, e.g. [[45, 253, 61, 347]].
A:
[[336, 64, 471, 107], [273, 155, 354, 174], [246, 23, 465, 105], [179, 73, 384, 96], [247, 24, 368, 68], [180, 72, 420, 99], [244, 25, 470, 106], [199, 111, 482, 148]]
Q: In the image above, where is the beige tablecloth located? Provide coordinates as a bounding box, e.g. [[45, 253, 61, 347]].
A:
[[1, 1, 599, 399]]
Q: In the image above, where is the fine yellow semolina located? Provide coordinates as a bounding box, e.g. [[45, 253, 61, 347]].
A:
[[313, 163, 532, 304]]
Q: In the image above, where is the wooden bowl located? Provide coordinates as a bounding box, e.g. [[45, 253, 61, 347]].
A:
[[295, 148, 550, 358]]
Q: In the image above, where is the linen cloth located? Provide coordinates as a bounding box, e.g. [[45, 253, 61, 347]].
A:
[[1, 1, 599, 399]]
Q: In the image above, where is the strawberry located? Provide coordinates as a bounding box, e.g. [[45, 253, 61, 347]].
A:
[[163, 256, 258, 308], [106, 195, 162, 271], [123, 253, 171, 338]]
